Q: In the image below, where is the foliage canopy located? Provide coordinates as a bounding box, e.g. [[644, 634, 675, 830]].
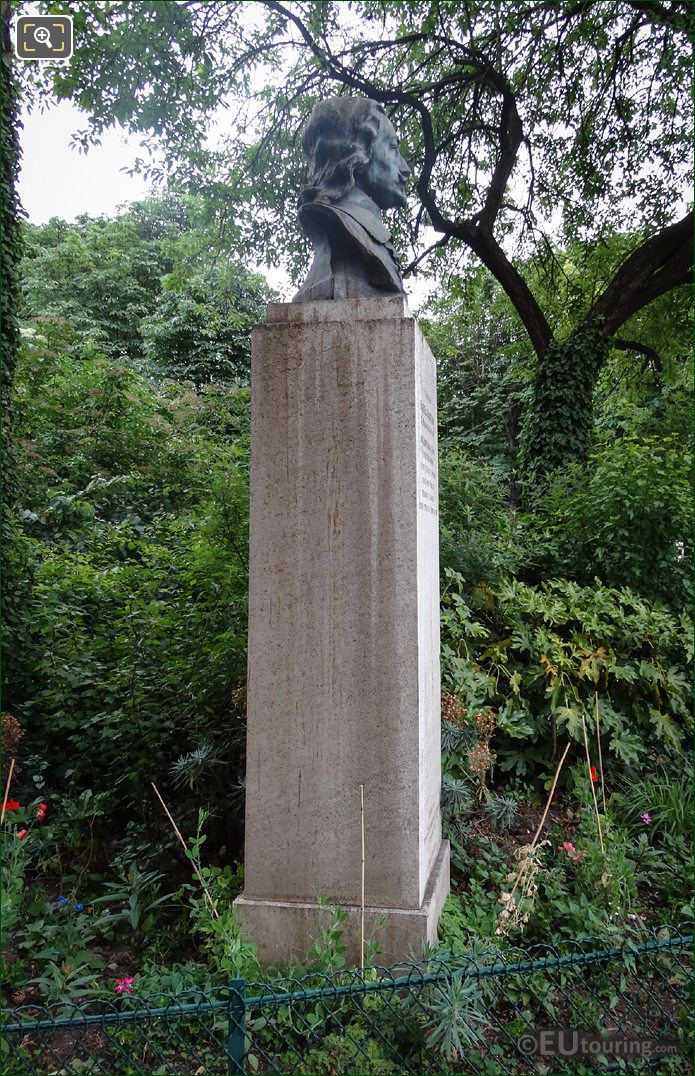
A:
[[21, 0, 693, 476]]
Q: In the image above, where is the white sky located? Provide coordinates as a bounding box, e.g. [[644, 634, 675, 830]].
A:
[[19, 100, 150, 223]]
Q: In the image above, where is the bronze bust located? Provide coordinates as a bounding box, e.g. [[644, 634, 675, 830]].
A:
[[293, 97, 411, 302]]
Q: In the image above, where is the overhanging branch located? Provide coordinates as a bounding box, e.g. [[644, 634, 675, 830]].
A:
[[583, 210, 694, 337], [612, 337, 663, 374]]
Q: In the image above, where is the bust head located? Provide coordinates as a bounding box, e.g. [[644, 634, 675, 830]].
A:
[[299, 97, 410, 211]]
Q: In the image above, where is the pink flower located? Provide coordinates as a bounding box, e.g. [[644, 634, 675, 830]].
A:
[[558, 841, 581, 861], [641, 812, 651, 825], [114, 977, 135, 995], [17, 829, 28, 840]]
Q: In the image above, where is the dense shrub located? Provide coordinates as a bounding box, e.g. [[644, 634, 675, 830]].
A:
[[536, 434, 692, 610], [441, 570, 693, 782], [438, 450, 526, 586], [5, 329, 252, 842], [8, 518, 247, 814]]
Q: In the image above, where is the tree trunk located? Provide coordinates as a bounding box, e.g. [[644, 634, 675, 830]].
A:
[[520, 212, 692, 490], [1, 0, 23, 512], [1, 0, 26, 712], [521, 327, 610, 487]]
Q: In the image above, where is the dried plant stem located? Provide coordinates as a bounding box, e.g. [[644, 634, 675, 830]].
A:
[[582, 715, 605, 854], [1, 758, 16, 823], [359, 784, 365, 969], [594, 693, 607, 814], [151, 782, 219, 918], [508, 741, 571, 904]]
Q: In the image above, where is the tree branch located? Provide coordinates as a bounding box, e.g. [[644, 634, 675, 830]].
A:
[[612, 337, 663, 374], [583, 210, 693, 337], [452, 224, 553, 355], [473, 70, 524, 234], [403, 234, 450, 277], [624, 1, 694, 40]]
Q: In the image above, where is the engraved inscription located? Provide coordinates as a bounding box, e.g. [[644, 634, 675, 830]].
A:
[[417, 363, 438, 517]]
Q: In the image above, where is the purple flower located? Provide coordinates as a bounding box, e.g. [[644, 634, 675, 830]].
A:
[[641, 812, 651, 825], [74, 902, 84, 912], [55, 896, 67, 904]]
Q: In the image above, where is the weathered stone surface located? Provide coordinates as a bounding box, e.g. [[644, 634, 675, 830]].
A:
[[235, 841, 449, 968], [235, 298, 448, 964]]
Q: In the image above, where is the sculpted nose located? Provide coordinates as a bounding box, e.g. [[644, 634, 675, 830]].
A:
[[400, 154, 412, 178]]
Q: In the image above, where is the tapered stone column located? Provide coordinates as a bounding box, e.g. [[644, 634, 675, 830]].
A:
[[234, 297, 449, 966]]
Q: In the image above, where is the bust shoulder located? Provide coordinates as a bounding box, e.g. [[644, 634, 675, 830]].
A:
[[293, 191, 405, 302]]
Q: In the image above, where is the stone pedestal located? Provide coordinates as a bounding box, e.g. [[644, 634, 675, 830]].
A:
[[235, 297, 449, 966]]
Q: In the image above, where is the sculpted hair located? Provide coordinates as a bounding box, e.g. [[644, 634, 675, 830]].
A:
[[299, 97, 385, 206]]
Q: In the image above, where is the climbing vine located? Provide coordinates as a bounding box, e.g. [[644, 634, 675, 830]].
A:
[[521, 326, 610, 489], [1, 2, 26, 690], [1, 1, 24, 511]]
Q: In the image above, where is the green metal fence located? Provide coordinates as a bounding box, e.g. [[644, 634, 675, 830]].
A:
[[2, 924, 692, 1075]]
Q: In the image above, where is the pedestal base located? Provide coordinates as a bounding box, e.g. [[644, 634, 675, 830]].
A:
[[234, 840, 449, 968]]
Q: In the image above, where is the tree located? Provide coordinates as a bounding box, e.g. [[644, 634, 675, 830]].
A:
[[142, 264, 273, 386], [21, 212, 169, 362], [21, 1, 694, 484], [423, 230, 693, 491], [1, 0, 23, 509], [20, 196, 273, 380], [2, 0, 27, 663]]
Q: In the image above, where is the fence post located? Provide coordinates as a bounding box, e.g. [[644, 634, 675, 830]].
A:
[[227, 978, 246, 1074]]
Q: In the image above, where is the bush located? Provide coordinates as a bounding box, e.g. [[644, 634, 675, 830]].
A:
[[5, 331, 252, 840], [438, 449, 526, 586], [441, 570, 693, 782], [536, 434, 692, 610], [8, 517, 248, 815]]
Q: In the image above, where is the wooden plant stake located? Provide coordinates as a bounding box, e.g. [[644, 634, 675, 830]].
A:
[[507, 741, 571, 905], [582, 715, 605, 854], [1, 758, 16, 823], [151, 782, 219, 918], [594, 692, 607, 815], [359, 783, 365, 969]]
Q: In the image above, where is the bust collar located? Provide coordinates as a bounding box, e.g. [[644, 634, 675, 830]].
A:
[[331, 187, 392, 244]]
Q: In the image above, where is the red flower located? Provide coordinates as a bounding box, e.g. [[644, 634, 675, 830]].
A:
[[590, 767, 598, 783], [38, 803, 47, 812], [4, 800, 20, 811], [17, 829, 28, 840], [37, 809, 46, 820]]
